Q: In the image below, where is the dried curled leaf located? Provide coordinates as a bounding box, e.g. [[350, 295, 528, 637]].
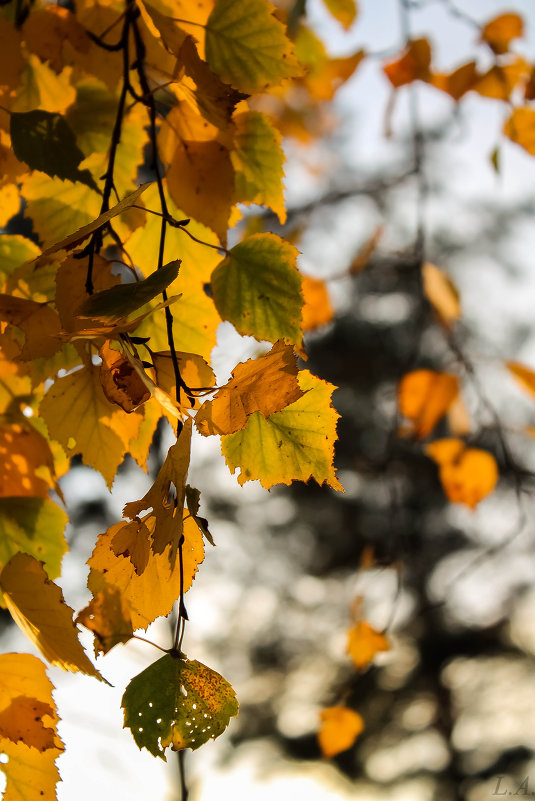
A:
[[122, 653, 238, 757]]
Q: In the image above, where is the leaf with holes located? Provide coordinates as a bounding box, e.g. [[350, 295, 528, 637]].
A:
[[122, 653, 238, 757]]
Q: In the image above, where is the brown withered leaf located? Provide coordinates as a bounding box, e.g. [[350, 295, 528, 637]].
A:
[[99, 341, 151, 413], [195, 340, 303, 436]]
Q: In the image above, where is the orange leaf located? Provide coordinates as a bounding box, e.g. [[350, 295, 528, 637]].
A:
[[0, 553, 105, 681], [123, 418, 193, 558], [0, 294, 61, 361], [432, 61, 477, 101], [0, 424, 54, 498], [383, 38, 432, 88], [504, 107, 535, 156], [422, 262, 461, 328], [481, 12, 524, 55], [318, 706, 364, 758], [473, 57, 529, 101], [398, 370, 459, 438], [195, 341, 303, 436], [347, 620, 389, 669], [301, 276, 334, 331], [507, 360, 535, 398], [426, 438, 499, 508]]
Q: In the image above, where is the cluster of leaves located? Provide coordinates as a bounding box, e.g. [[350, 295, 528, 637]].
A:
[[0, 0, 364, 795], [2, 0, 535, 795]]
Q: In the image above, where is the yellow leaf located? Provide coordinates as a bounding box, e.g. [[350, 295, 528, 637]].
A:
[[0, 235, 41, 279], [205, 0, 302, 94], [166, 138, 235, 243], [231, 111, 286, 223], [0, 424, 55, 498], [128, 399, 163, 470], [473, 57, 529, 101], [383, 38, 432, 88], [78, 514, 204, 641], [55, 254, 119, 334], [321, 0, 358, 29], [398, 370, 459, 439], [211, 232, 303, 347], [153, 350, 216, 410], [33, 181, 150, 259], [39, 364, 133, 488], [481, 12, 524, 54], [196, 340, 303, 436], [0, 294, 61, 360], [0, 653, 63, 801], [504, 107, 535, 156], [426, 438, 499, 508], [0, 553, 105, 680], [301, 275, 333, 331], [318, 706, 364, 758], [22, 6, 88, 73], [123, 418, 193, 557], [347, 620, 389, 669], [295, 27, 364, 101], [0, 184, 21, 228], [422, 262, 461, 329], [11, 53, 76, 114], [221, 370, 343, 490]]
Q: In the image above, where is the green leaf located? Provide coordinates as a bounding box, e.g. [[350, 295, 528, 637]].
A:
[[205, 0, 302, 94], [0, 498, 68, 606], [232, 111, 286, 223], [211, 233, 302, 345], [221, 370, 343, 490], [10, 110, 99, 191], [77, 261, 181, 321], [122, 654, 238, 758]]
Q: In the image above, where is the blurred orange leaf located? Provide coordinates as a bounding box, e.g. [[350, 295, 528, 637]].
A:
[[349, 226, 383, 275], [504, 107, 535, 156], [383, 38, 431, 88], [481, 13, 524, 55], [507, 361, 535, 398], [347, 620, 389, 669], [398, 370, 459, 439], [318, 706, 364, 758], [426, 438, 499, 508], [422, 262, 461, 329], [301, 276, 334, 331]]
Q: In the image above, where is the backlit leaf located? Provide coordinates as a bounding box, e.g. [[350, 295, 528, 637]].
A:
[[196, 340, 303, 435], [79, 515, 204, 642], [39, 364, 132, 488], [473, 58, 529, 101], [318, 706, 364, 758], [11, 53, 76, 114], [36, 182, 151, 260], [99, 341, 151, 412], [481, 12, 523, 55], [398, 370, 459, 439], [0, 423, 55, 498], [221, 370, 343, 490], [0, 236, 41, 279], [122, 653, 238, 757], [211, 233, 303, 346], [426, 438, 499, 508], [422, 262, 461, 329], [301, 275, 333, 331], [0, 294, 61, 360], [504, 107, 535, 156], [383, 38, 431, 88], [0, 553, 105, 680], [231, 111, 286, 223], [0, 653, 63, 801], [123, 418, 193, 557], [321, 0, 358, 29], [347, 620, 389, 669], [0, 498, 68, 601], [205, 0, 301, 94]]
